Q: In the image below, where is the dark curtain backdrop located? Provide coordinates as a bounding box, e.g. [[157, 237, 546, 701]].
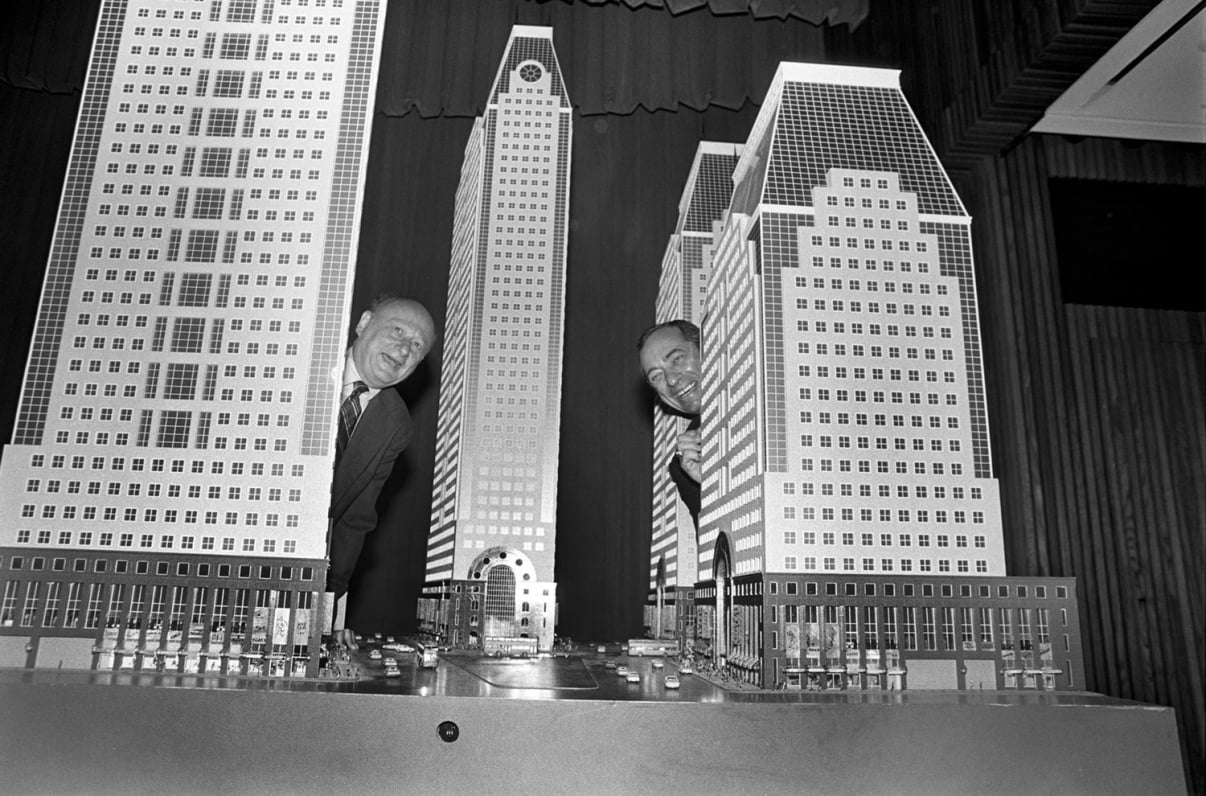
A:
[[0, 0, 848, 641]]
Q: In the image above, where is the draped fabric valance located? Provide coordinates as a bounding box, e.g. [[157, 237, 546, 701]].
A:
[[3, 0, 861, 115], [544, 0, 865, 25], [377, 0, 837, 116]]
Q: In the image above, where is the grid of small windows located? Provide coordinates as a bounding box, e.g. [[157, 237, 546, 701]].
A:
[[470, 54, 562, 539], [300, 0, 385, 455], [157, 411, 192, 448], [205, 108, 239, 137], [696, 210, 759, 580], [778, 214, 994, 568], [199, 147, 232, 177], [426, 123, 482, 580], [192, 188, 226, 219], [761, 576, 1076, 666], [176, 273, 212, 306], [427, 31, 570, 586], [765, 82, 964, 217], [0, 559, 322, 647], [761, 212, 805, 472], [542, 107, 572, 450], [226, 0, 257, 24], [464, 120, 497, 472], [682, 151, 741, 233], [184, 229, 219, 262], [136, 410, 154, 447], [11, 454, 309, 534], [922, 220, 991, 478], [647, 144, 740, 594], [163, 364, 199, 400], [170, 317, 205, 352], [700, 81, 1009, 579], [159, 272, 176, 305], [679, 237, 706, 324], [0, 0, 386, 566], [13, 0, 124, 445]]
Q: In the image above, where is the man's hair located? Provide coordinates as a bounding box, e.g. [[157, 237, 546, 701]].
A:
[[369, 292, 404, 313], [636, 319, 700, 353]]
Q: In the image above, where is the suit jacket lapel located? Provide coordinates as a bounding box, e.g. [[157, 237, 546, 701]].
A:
[[331, 392, 401, 515]]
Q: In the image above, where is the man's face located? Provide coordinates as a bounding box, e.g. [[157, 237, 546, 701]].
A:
[[351, 300, 434, 390], [639, 326, 702, 415]]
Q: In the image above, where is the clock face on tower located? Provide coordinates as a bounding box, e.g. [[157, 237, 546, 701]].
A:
[[519, 63, 543, 82]]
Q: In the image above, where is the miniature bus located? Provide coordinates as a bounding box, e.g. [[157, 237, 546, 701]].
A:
[[626, 639, 680, 657]]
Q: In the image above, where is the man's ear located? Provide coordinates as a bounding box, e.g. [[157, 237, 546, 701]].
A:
[[354, 310, 372, 336]]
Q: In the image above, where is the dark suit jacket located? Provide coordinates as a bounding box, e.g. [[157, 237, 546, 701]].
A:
[[668, 415, 702, 530], [327, 387, 413, 597]]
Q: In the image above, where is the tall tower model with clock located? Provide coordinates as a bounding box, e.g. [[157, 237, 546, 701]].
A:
[[418, 26, 573, 655]]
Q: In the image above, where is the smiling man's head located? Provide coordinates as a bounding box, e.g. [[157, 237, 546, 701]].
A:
[[351, 295, 435, 390], [638, 320, 702, 416]]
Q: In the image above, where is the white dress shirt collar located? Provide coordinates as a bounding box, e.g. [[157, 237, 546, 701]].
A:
[[341, 349, 381, 405]]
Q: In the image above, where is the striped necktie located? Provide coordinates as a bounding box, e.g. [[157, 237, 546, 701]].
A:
[[335, 381, 368, 463]]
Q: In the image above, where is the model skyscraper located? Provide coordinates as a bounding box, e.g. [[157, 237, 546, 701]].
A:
[[660, 63, 1083, 690], [0, 0, 388, 677], [418, 26, 572, 654], [646, 142, 741, 643]]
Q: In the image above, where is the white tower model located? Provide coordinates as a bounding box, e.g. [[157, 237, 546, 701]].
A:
[[0, 0, 388, 678], [686, 62, 1054, 690], [419, 26, 572, 654], [701, 63, 1007, 592], [646, 142, 741, 641]]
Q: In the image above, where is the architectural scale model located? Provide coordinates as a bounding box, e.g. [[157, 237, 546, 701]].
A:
[[416, 26, 572, 655], [646, 142, 742, 644], [658, 63, 1084, 690], [0, 0, 388, 678]]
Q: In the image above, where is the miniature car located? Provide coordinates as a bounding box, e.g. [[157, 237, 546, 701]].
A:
[[679, 664, 694, 675], [626, 671, 640, 684], [383, 660, 401, 678], [664, 675, 680, 689], [368, 649, 382, 660], [616, 666, 630, 677], [651, 659, 665, 670], [604, 661, 617, 670]]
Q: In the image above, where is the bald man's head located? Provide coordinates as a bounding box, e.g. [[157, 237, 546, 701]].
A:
[[351, 296, 435, 389]]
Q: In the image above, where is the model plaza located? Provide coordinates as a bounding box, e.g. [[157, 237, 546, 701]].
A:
[[0, 2, 1082, 694]]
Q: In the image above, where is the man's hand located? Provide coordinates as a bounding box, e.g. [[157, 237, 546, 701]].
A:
[[322, 591, 356, 650], [676, 428, 702, 483]]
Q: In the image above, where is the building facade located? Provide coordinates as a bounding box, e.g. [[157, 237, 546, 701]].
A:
[[0, 0, 388, 677], [417, 26, 572, 654], [687, 63, 1083, 689], [646, 142, 741, 644]]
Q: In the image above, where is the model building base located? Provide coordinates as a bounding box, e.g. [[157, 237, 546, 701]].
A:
[[1, 669, 1185, 794]]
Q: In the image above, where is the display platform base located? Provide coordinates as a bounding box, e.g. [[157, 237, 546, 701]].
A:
[[0, 668, 1184, 795]]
